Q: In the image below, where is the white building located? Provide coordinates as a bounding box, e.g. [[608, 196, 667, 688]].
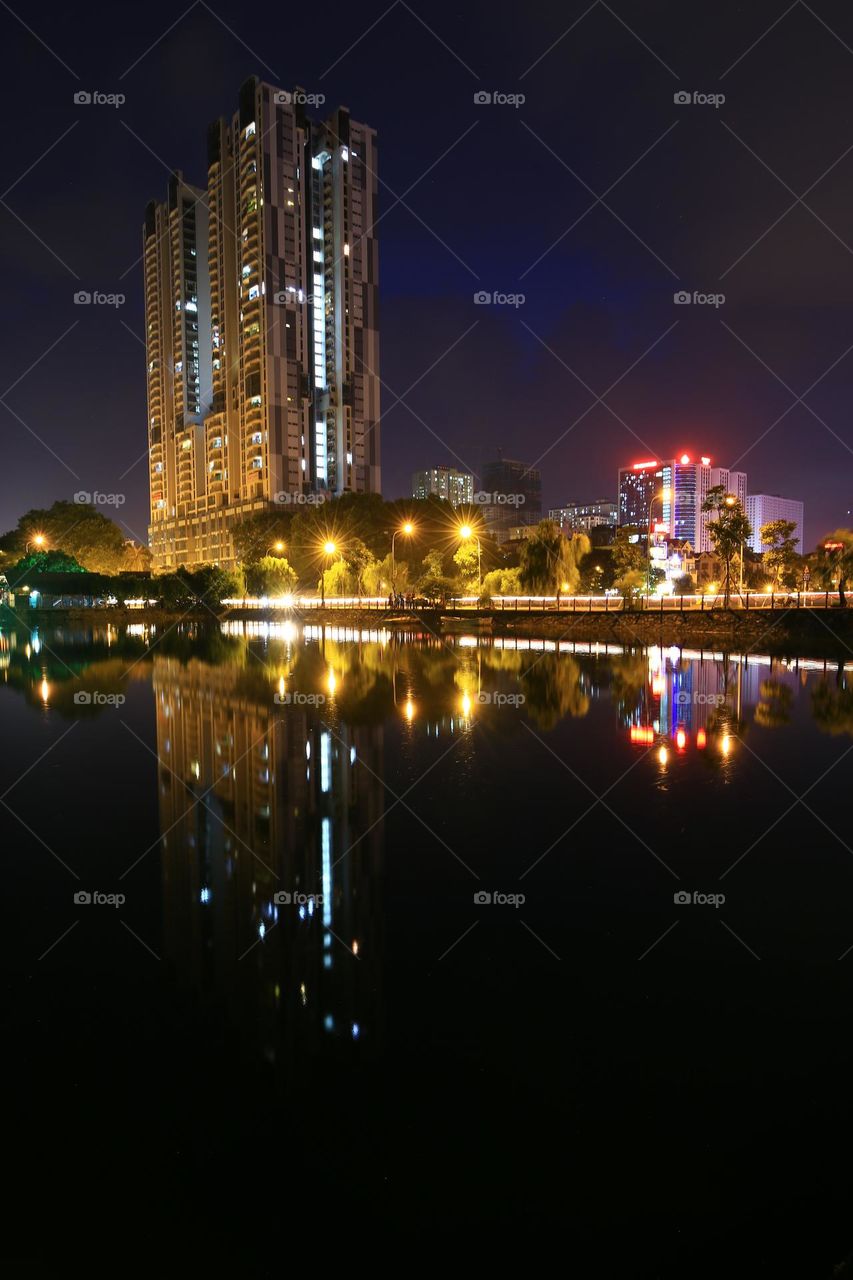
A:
[[745, 495, 804, 553]]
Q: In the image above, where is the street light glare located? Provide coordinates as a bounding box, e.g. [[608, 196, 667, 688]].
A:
[[402, 522, 414, 535], [323, 540, 336, 556], [459, 524, 472, 539]]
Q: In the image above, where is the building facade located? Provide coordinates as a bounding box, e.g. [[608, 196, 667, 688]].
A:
[[549, 499, 618, 534], [618, 455, 747, 554], [145, 78, 380, 571], [479, 456, 542, 545], [745, 495, 804, 553], [412, 466, 474, 507]]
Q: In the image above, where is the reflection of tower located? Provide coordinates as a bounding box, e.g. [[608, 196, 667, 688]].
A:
[[152, 655, 384, 1064]]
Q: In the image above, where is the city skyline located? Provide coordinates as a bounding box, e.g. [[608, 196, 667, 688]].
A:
[[2, 0, 852, 555]]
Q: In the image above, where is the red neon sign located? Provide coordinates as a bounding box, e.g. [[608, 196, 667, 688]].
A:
[[632, 460, 659, 470]]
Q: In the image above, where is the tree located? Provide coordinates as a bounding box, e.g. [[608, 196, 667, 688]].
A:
[[702, 487, 752, 606], [245, 556, 297, 597], [1, 500, 127, 574], [612, 527, 646, 578], [759, 519, 799, 589], [815, 530, 853, 606], [9, 549, 86, 585], [481, 566, 522, 598], [452, 540, 480, 593], [518, 521, 589, 594], [231, 510, 294, 565]]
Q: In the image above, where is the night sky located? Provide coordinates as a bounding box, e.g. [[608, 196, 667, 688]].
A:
[[2, 0, 852, 548]]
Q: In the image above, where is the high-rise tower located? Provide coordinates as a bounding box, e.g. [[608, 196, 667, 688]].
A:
[[145, 78, 380, 571]]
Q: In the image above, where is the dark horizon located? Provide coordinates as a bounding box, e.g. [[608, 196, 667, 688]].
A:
[[2, 0, 852, 550]]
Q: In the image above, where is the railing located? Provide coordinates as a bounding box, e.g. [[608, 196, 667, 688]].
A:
[[220, 591, 845, 612]]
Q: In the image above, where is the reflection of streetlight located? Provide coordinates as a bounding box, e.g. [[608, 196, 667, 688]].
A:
[[458, 524, 481, 596], [404, 697, 415, 722], [391, 521, 415, 592], [320, 540, 337, 607]]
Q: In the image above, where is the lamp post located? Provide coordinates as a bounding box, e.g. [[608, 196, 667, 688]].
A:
[[647, 490, 669, 593], [270, 540, 285, 555], [459, 524, 481, 598], [25, 533, 46, 555], [391, 521, 414, 593], [320, 540, 336, 607]]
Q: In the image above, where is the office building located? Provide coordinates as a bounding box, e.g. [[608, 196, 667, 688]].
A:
[[549, 499, 618, 534], [618, 454, 747, 553], [412, 466, 474, 507], [745, 495, 804, 553], [480, 456, 542, 545], [145, 77, 380, 571]]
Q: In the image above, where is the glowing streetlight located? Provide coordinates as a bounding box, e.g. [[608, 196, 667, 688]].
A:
[[458, 524, 481, 596], [391, 521, 415, 593], [320, 540, 337, 607], [26, 533, 46, 554], [271, 540, 285, 554]]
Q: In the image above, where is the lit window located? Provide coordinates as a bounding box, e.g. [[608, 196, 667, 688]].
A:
[[248, 285, 259, 301], [252, 457, 263, 469], [241, 265, 250, 278], [313, 251, 323, 263], [244, 122, 256, 139], [343, 243, 349, 256], [313, 227, 322, 240], [341, 146, 349, 162]]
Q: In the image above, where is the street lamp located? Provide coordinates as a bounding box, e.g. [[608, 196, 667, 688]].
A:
[[647, 489, 670, 592], [271, 540, 285, 555], [391, 521, 415, 593], [320, 539, 337, 607], [26, 533, 46, 555], [459, 524, 481, 596]]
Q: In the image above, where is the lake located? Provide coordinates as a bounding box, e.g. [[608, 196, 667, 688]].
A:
[[3, 618, 853, 1273]]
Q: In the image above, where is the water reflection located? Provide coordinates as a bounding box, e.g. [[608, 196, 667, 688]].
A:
[[153, 652, 384, 1065]]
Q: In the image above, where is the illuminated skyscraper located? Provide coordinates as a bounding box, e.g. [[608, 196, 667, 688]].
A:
[[145, 78, 381, 571], [618, 454, 747, 553]]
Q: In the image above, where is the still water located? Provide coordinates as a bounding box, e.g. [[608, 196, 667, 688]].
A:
[[3, 619, 853, 1272]]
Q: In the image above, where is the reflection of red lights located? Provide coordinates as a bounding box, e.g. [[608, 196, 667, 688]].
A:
[[630, 726, 655, 744], [651, 677, 664, 697], [675, 728, 687, 751], [697, 728, 707, 749]]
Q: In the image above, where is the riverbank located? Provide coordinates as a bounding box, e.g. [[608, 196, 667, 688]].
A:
[[10, 603, 853, 659]]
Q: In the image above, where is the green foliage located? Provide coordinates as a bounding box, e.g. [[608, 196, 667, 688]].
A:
[[1, 500, 127, 574], [245, 555, 297, 597], [481, 566, 522, 598], [518, 521, 589, 593], [702, 487, 752, 604], [760, 519, 800, 588], [815, 529, 853, 606], [9, 549, 86, 584], [612, 527, 646, 578], [231, 511, 294, 564]]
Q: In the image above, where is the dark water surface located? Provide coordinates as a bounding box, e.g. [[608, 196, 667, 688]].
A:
[[3, 618, 853, 1273]]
